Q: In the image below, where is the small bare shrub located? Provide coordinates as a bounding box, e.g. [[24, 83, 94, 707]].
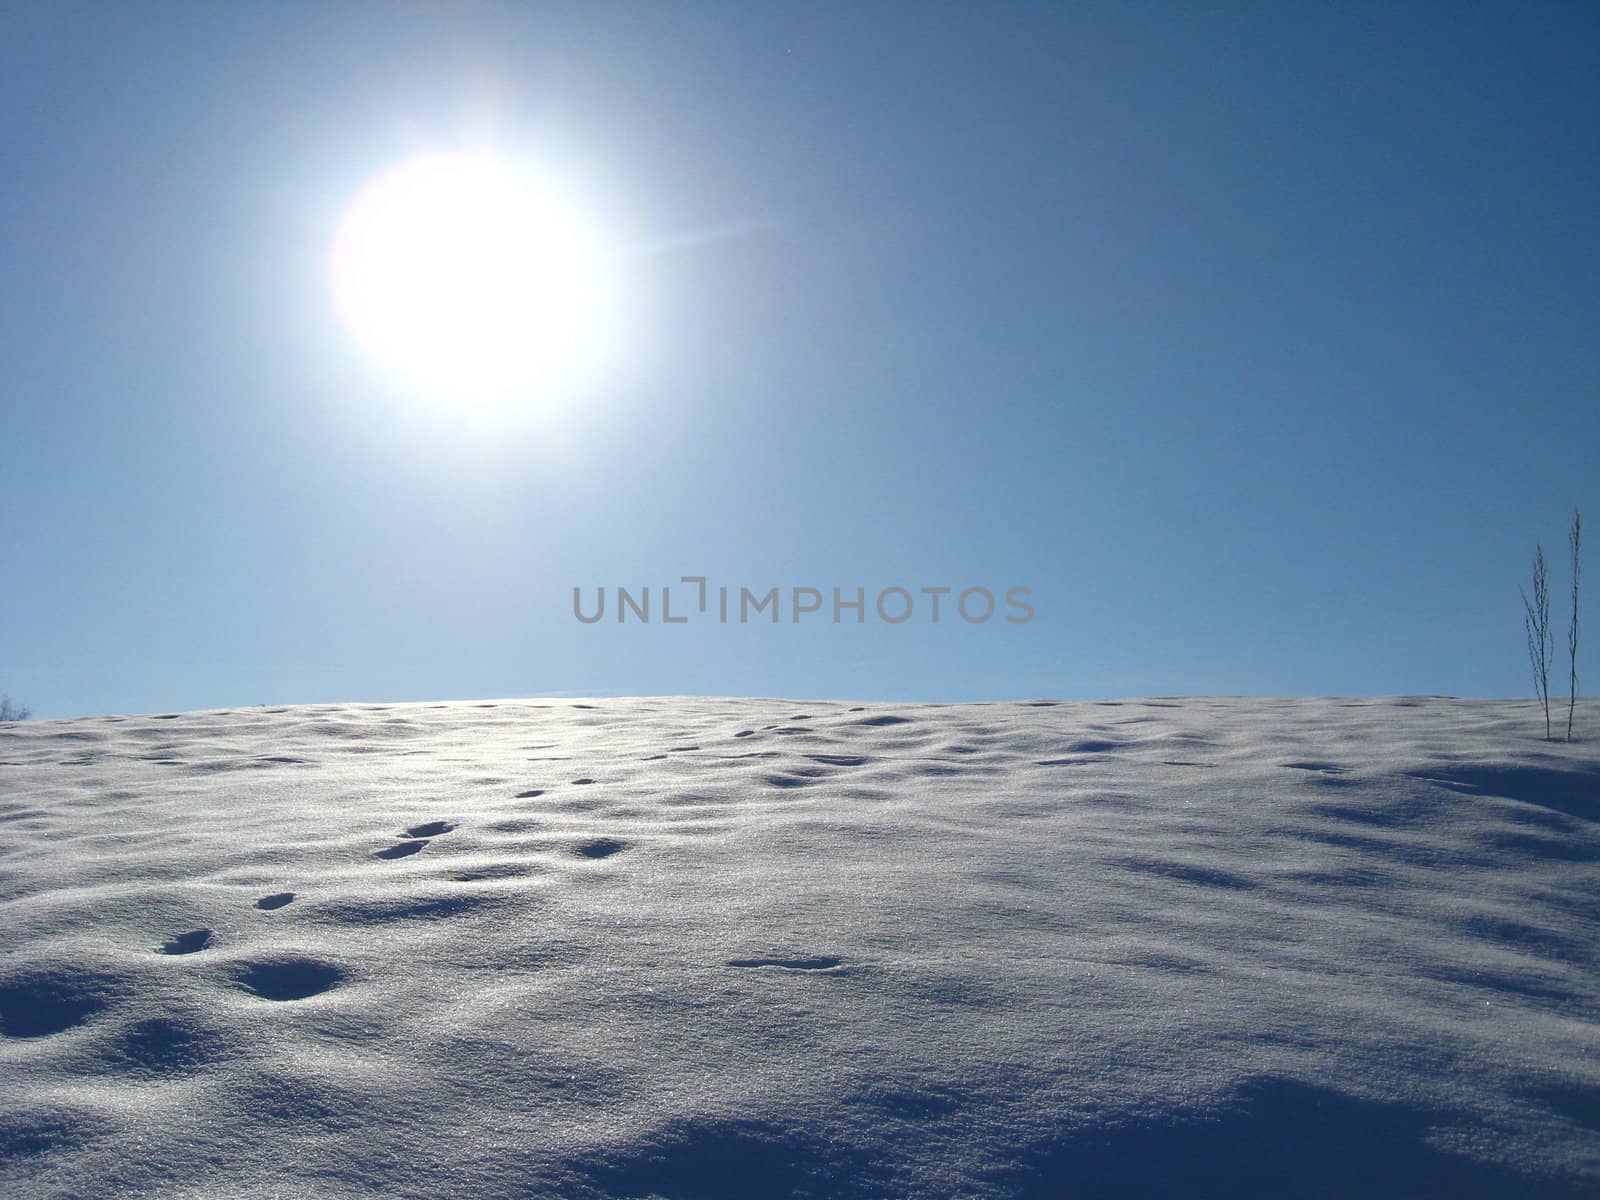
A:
[[1523, 544, 1553, 740], [1569, 509, 1582, 742]]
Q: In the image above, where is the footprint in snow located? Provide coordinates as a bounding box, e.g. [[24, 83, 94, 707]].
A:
[[375, 840, 428, 860], [235, 957, 342, 1001], [114, 1015, 221, 1073], [0, 973, 110, 1037], [375, 820, 454, 859], [727, 956, 843, 971], [575, 838, 628, 859], [160, 930, 213, 955], [255, 892, 295, 910], [402, 820, 455, 838]]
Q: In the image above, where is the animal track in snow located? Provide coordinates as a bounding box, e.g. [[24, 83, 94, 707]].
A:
[[515, 789, 545, 798], [0, 973, 110, 1037], [575, 838, 628, 859], [375, 840, 428, 860], [767, 771, 825, 789], [256, 892, 295, 910], [727, 956, 843, 971], [113, 1014, 222, 1073], [403, 820, 455, 838], [571, 778, 596, 785], [160, 929, 213, 955], [234, 957, 343, 1001]]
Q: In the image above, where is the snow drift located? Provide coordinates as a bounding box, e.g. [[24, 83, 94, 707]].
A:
[[1, 696, 1596, 1197]]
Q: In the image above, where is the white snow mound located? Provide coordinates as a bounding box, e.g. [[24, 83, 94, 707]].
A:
[[1, 696, 1596, 1197]]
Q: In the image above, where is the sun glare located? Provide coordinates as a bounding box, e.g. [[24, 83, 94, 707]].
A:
[[330, 153, 605, 398]]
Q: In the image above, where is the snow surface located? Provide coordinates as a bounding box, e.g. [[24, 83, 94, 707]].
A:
[[1, 696, 1597, 1198]]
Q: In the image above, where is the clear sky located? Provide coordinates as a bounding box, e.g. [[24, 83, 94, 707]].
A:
[[3, 2, 1596, 719]]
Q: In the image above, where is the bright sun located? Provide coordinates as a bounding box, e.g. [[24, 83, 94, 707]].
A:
[[330, 152, 605, 397]]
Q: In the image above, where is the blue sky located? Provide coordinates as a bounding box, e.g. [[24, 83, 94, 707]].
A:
[[2, 2, 1595, 719]]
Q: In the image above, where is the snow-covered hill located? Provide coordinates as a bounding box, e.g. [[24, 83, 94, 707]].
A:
[[2, 697, 1596, 1198]]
